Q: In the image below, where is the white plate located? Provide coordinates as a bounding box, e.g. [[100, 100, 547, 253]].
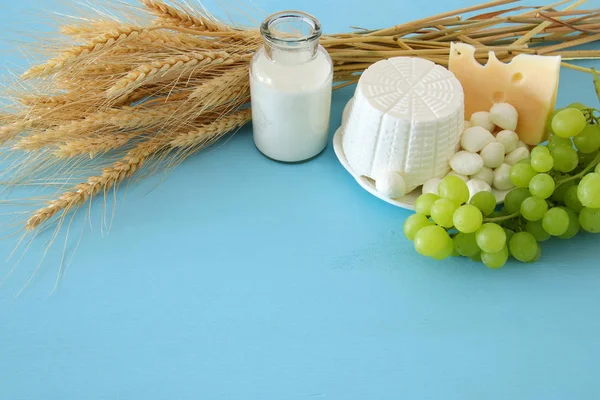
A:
[[333, 126, 509, 211]]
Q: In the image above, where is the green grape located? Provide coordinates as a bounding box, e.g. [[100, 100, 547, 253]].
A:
[[528, 173, 555, 199], [510, 163, 537, 187], [414, 225, 451, 256], [469, 191, 496, 216], [453, 232, 479, 257], [430, 198, 458, 228], [551, 108, 587, 138], [551, 145, 579, 173], [470, 252, 482, 262], [476, 223, 506, 253], [518, 157, 531, 165], [404, 213, 433, 241], [503, 228, 515, 243], [453, 205, 483, 233], [542, 207, 569, 236], [546, 108, 562, 135], [551, 179, 575, 203], [567, 102, 587, 110], [481, 246, 509, 269], [573, 124, 600, 154], [564, 185, 583, 212], [432, 239, 455, 260], [577, 172, 600, 208], [526, 220, 551, 242], [438, 175, 470, 205], [558, 207, 580, 239], [509, 232, 539, 262], [579, 207, 600, 233], [579, 151, 598, 166], [531, 152, 554, 173], [415, 193, 440, 216], [529, 245, 542, 263], [547, 135, 572, 152], [504, 187, 531, 214], [531, 146, 551, 158], [596, 163, 600, 173], [520, 196, 548, 221]]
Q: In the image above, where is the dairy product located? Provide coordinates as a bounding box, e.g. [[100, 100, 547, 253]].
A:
[[341, 57, 464, 192]]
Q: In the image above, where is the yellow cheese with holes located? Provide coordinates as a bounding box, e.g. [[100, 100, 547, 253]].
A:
[[449, 43, 561, 145]]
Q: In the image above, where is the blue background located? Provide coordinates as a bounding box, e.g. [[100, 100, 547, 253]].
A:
[[1, 0, 600, 399]]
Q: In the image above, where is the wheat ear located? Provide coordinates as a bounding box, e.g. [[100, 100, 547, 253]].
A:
[[26, 108, 252, 231], [22, 26, 147, 79], [106, 51, 241, 98], [55, 134, 136, 158], [168, 108, 251, 148], [15, 101, 188, 151], [190, 67, 250, 107], [141, 0, 231, 32]]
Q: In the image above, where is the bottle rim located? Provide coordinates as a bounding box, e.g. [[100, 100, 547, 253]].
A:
[[260, 10, 322, 48]]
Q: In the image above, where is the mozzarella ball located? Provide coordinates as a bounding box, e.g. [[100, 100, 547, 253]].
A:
[[450, 151, 484, 176], [375, 171, 406, 198], [467, 178, 492, 200], [422, 177, 442, 195], [463, 120, 472, 130], [480, 142, 505, 169], [492, 163, 515, 191], [446, 171, 469, 183], [460, 126, 495, 153], [470, 166, 494, 186], [490, 102, 518, 131], [496, 130, 519, 154], [504, 146, 530, 165], [517, 140, 528, 149], [470, 111, 495, 132]]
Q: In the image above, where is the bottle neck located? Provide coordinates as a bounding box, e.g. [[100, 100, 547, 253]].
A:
[[260, 11, 322, 65]]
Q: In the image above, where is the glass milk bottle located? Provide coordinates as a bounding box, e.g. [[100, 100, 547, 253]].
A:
[[250, 11, 333, 163]]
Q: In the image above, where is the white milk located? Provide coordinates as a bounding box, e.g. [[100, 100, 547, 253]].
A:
[[250, 12, 333, 163]]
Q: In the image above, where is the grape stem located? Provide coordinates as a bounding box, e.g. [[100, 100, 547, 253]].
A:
[[555, 151, 600, 189], [484, 212, 520, 223]]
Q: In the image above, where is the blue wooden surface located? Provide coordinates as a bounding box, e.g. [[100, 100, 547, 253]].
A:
[[1, 0, 599, 399]]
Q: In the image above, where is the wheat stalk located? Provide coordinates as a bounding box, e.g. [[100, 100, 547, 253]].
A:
[[55, 133, 137, 158], [22, 26, 149, 79], [106, 51, 243, 98], [25, 109, 251, 230], [14, 101, 189, 150], [141, 0, 231, 32]]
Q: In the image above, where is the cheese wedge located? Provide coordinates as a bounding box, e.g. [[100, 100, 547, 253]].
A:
[[449, 43, 561, 145], [342, 57, 464, 192]]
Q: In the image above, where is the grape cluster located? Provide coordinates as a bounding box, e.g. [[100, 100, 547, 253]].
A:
[[404, 102, 600, 269]]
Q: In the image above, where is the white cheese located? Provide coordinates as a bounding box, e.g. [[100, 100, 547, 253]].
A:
[[505, 146, 530, 165], [490, 103, 518, 132], [496, 130, 519, 154], [470, 111, 495, 132], [450, 151, 484, 176], [493, 163, 515, 190], [470, 167, 494, 186], [375, 171, 406, 198], [460, 126, 495, 153], [341, 57, 464, 192], [480, 142, 505, 169], [422, 177, 442, 195]]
